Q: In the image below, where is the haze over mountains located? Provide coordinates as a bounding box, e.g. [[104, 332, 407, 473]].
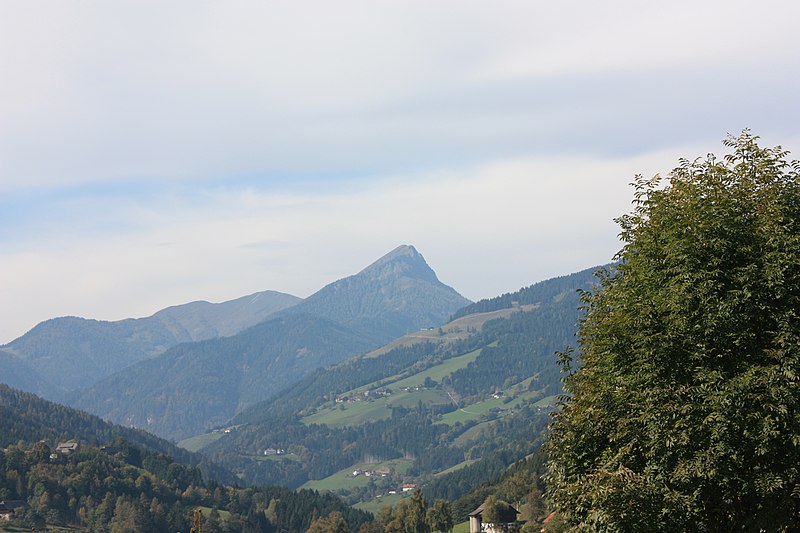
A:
[[0, 289, 301, 398], [0, 242, 608, 524], [2, 245, 471, 440]]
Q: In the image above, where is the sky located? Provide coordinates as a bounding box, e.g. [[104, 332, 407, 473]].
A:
[[1, 1, 799, 344]]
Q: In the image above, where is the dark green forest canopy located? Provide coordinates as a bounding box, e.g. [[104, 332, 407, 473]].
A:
[[0, 384, 371, 532], [545, 132, 800, 531]]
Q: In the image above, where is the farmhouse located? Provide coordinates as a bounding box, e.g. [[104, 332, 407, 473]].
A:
[[468, 502, 519, 533], [0, 500, 28, 521]]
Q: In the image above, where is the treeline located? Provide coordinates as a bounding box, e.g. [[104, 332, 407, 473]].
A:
[[450, 265, 601, 321], [0, 439, 371, 532]]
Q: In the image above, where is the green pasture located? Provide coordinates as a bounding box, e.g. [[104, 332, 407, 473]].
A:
[[302, 349, 482, 428], [353, 491, 408, 515], [453, 520, 470, 533], [177, 431, 225, 452], [434, 458, 478, 477], [301, 459, 411, 492], [197, 506, 232, 520]]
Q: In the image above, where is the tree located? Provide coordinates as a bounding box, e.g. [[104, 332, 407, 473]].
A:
[[481, 495, 516, 531], [545, 131, 800, 531], [306, 511, 349, 533], [426, 499, 454, 533], [405, 489, 428, 533]]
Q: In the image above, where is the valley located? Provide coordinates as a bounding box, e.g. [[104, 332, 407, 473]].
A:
[[0, 245, 600, 531]]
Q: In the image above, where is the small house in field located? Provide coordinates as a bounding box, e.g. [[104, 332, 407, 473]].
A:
[[468, 502, 519, 533]]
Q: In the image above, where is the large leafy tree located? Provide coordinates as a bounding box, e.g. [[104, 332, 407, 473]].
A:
[[545, 132, 800, 532]]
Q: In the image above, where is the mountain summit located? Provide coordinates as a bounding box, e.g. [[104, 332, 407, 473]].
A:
[[280, 245, 470, 343], [67, 246, 470, 440], [358, 244, 437, 281]]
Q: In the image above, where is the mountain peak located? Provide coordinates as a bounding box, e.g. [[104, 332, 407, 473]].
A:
[[280, 245, 470, 343], [357, 244, 439, 285], [360, 244, 422, 272]]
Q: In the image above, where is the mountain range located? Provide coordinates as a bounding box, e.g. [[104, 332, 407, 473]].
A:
[[7, 245, 470, 440], [0, 289, 301, 397], [0, 244, 606, 515]]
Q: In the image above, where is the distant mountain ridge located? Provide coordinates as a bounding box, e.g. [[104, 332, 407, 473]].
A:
[[66, 245, 471, 440], [0, 290, 301, 397]]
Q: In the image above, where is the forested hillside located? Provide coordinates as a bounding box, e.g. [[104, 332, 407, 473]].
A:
[[68, 314, 376, 441], [194, 266, 599, 506], [0, 384, 231, 483], [0, 439, 370, 532], [0, 384, 371, 532]]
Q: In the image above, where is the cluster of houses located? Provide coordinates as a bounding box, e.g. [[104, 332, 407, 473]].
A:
[[336, 388, 393, 404], [351, 467, 391, 478], [263, 447, 286, 456], [333, 380, 451, 406], [375, 483, 417, 498]]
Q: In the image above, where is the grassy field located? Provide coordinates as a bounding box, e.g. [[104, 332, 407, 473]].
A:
[[436, 396, 509, 425], [366, 305, 536, 358], [197, 506, 232, 520], [386, 349, 482, 390], [303, 398, 394, 427], [353, 491, 408, 515], [302, 349, 482, 428], [534, 395, 558, 407], [453, 520, 470, 533], [450, 419, 497, 447], [434, 458, 478, 477], [303, 347, 554, 430], [301, 458, 412, 492], [177, 431, 225, 452]]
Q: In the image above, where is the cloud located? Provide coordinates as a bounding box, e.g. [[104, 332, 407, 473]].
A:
[[0, 145, 693, 343], [1, 1, 798, 192], [1, 1, 799, 342]]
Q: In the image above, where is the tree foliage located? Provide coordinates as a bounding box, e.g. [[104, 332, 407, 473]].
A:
[[481, 495, 516, 529], [545, 131, 800, 531], [426, 498, 455, 533]]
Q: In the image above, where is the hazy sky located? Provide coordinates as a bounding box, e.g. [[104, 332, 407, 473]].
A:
[[2, 1, 799, 343]]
